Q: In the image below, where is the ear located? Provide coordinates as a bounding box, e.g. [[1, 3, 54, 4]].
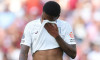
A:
[[53, 15, 59, 20], [56, 15, 60, 19], [42, 12, 46, 20]]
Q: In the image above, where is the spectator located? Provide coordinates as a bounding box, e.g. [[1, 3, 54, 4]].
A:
[[87, 41, 100, 60]]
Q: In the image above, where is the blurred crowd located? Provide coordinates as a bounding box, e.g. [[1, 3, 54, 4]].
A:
[[0, 0, 100, 60]]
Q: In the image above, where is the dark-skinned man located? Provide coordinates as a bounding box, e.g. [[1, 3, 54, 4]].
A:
[[19, 1, 76, 60]]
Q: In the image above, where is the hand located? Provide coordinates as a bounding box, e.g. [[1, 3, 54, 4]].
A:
[[44, 23, 59, 38]]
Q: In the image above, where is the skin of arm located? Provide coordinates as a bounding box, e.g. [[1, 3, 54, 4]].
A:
[[55, 36, 76, 59], [19, 45, 30, 60], [44, 23, 76, 59]]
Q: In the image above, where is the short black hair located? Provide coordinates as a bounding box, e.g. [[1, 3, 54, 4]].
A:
[[43, 1, 61, 17]]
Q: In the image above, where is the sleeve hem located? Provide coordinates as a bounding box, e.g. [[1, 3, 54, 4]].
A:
[[20, 43, 31, 47], [68, 42, 76, 44]]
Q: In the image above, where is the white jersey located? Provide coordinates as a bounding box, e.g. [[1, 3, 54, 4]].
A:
[[20, 18, 76, 54]]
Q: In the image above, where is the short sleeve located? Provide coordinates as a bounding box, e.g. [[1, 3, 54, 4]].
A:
[[63, 23, 76, 44], [20, 23, 32, 47]]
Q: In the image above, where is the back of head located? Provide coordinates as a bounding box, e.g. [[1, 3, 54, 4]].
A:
[[43, 1, 61, 17]]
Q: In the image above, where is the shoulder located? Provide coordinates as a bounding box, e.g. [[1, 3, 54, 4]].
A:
[[57, 19, 71, 28], [25, 18, 40, 28], [27, 18, 40, 26], [24, 18, 40, 31]]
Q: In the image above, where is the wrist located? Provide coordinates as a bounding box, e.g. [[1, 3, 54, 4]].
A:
[[55, 35, 60, 39]]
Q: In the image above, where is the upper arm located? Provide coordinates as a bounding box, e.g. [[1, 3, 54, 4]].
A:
[[20, 23, 32, 47], [19, 23, 32, 60], [63, 23, 76, 44]]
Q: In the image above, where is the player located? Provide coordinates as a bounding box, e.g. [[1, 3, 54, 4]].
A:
[[19, 1, 76, 60]]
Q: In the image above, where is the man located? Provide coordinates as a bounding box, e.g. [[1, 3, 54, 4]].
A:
[[19, 1, 76, 60]]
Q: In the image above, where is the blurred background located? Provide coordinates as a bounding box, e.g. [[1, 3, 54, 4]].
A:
[[0, 0, 100, 60]]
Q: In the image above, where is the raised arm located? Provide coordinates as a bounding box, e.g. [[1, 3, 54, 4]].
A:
[[44, 23, 76, 59], [19, 45, 30, 60], [55, 36, 76, 59]]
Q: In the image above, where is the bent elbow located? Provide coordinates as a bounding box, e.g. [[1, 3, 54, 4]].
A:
[[71, 55, 76, 59], [71, 51, 76, 59]]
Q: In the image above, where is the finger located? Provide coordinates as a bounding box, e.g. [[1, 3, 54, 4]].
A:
[[48, 23, 53, 28], [52, 24, 58, 31], [54, 24, 58, 29], [45, 23, 53, 29], [44, 23, 52, 31], [47, 23, 55, 28], [53, 24, 57, 28], [44, 23, 49, 30], [49, 23, 58, 29], [45, 23, 57, 31]]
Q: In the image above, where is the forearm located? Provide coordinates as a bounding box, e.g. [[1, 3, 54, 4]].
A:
[[55, 35, 76, 59], [19, 52, 28, 60], [19, 45, 29, 60], [44, 23, 76, 58]]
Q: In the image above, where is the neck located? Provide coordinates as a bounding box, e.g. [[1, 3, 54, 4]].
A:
[[41, 17, 43, 23]]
